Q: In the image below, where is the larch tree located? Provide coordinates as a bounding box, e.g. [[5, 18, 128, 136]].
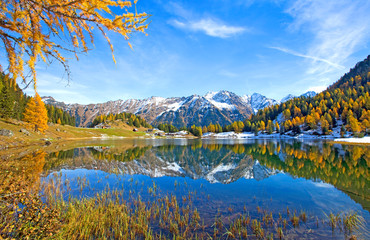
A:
[[348, 115, 361, 135], [266, 120, 273, 134], [275, 122, 280, 133], [23, 95, 37, 127], [0, 0, 148, 90], [202, 126, 208, 134], [259, 120, 265, 132], [1, 0, 148, 131], [23, 93, 48, 133]]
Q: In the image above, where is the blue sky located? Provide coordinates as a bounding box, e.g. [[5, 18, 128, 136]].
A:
[[16, 0, 370, 104]]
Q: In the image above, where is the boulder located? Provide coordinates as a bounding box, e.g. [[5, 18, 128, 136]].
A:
[[0, 129, 13, 137], [20, 128, 30, 136]]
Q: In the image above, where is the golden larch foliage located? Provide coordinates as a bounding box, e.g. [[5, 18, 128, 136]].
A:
[[23, 93, 49, 133], [0, 0, 148, 91]]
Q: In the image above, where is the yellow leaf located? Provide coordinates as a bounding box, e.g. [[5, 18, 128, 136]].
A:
[[128, 42, 133, 50]]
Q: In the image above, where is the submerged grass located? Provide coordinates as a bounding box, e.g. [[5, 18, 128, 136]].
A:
[[2, 190, 368, 239], [1, 161, 368, 239], [324, 211, 367, 236]]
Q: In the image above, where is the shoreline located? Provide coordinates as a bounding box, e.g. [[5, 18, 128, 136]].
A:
[[1, 133, 368, 153], [1, 117, 369, 151], [201, 132, 370, 144]]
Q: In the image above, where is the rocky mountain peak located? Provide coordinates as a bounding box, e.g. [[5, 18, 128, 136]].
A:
[[43, 90, 315, 127]]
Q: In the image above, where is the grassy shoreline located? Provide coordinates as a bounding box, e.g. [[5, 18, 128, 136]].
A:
[[0, 118, 149, 150], [2, 174, 366, 240]]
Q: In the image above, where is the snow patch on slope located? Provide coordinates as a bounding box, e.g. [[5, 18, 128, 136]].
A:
[[166, 100, 186, 112], [207, 100, 235, 110], [204, 91, 235, 110]]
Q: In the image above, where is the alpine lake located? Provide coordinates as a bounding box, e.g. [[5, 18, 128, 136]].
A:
[[1, 139, 369, 239]]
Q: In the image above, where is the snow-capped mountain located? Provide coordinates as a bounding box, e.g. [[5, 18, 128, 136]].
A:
[[242, 93, 278, 113], [43, 90, 315, 127], [151, 91, 254, 128], [280, 94, 295, 103], [301, 91, 317, 98], [280, 91, 317, 103]]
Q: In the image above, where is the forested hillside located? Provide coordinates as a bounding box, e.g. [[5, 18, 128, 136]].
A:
[[240, 55, 370, 136], [177, 56, 370, 137], [45, 105, 76, 126], [91, 112, 151, 128], [0, 73, 29, 120], [0, 72, 75, 126]]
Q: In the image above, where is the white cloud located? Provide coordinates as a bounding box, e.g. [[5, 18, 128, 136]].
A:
[[285, 0, 370, 74], [170, 18, 246, 38], [269, 46, 345, 70], [166, 2, 246, 39]]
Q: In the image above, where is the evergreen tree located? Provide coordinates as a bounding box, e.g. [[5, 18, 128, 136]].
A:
[[127, 118, 133, 126], [0, 84, 13, 118], [133, 118, 141, 128], [340, 125, 346, 137]]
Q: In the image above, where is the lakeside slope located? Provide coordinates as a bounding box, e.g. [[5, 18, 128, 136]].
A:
[[0, 119, 148, 149]]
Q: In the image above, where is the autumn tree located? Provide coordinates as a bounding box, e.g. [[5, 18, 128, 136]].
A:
[[360, 110, 370, 133], [237, 121, 244, 133], [190, 125, 202, 137], [275, 122, 280, 133], [347, 114, 361, 135], [320, 116, 330, 135], [283, 109, 291, 120], [259, 120, 266, 132], [231, 121, 239, 133], [23, 93, 48, 133], [133, 118, 141, 128], [215, 123, 223, 133], [0, 0, 148, 91], [266, 120, 273, 134], [202, 126, 208, 134], [208, 124, 216, 133]]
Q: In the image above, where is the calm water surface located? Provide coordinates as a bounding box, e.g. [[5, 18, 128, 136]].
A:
[[41, 139, 369, 238]]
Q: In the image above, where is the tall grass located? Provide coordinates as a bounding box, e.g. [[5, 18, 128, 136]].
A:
[[1, 170, 368, 239]]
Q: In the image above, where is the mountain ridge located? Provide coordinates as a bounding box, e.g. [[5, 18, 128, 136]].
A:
[[43, 90, 316, 127]]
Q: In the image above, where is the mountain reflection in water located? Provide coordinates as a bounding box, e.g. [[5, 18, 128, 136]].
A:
[[43, 139, 369, 211], [3, 139, 368, 239]]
